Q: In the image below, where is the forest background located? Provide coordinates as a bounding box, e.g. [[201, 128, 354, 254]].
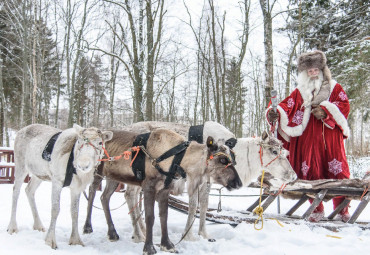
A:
[[0, 0, 368, 156]]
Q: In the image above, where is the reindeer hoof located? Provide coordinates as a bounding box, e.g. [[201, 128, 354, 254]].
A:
[[45, 237, 58, 249], [7, 222, 18, 234], [33, 223, 46, 232], [208, 238, 216, 242], [160, 240, 176, 253], [69, 235, 85, 246], [108, 230, 120, 241], [132, 234, 145, 243], [160, 245, 178, 253], [83, 224, 93, 234], [143, 243, 157, 255]]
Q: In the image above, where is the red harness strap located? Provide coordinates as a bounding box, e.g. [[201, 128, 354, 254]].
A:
[[259, 145, 281, 167], [99, 146, 141, 167]]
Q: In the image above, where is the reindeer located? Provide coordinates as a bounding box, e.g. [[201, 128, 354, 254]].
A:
[[7, 124, 113, 249], [83, 128, 241, 254], [84, 121, 296, 243]]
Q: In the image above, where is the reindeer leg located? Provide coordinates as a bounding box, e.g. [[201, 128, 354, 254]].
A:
[[7, 165, 28, 234], [157, 189, 177, 253], [101, 179, 120, 241], [45, 181, 63, 249], [83, 168, 103, 234], [125, 185, 145, 243], [137, 189, 146, 236], [69, 190, 84, 246], [143, 185, 157, 255], [25, 176, 45, 232], [183, 184, 199, 241], [198, 182, 214, 241]]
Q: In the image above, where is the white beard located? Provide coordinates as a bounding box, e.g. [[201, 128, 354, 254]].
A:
[[297, 71, 324, 107]]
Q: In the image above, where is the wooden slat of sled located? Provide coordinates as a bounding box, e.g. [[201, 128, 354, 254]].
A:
[[348, 192, 370, 224]]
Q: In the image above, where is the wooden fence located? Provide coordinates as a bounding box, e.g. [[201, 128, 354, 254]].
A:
[[0, 147, 30, 184]]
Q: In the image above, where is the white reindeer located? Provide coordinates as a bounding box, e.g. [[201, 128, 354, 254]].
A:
[[7, 124, 113, 249]]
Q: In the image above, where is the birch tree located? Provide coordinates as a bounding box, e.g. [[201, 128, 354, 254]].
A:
[[259, 0, 276, 107]]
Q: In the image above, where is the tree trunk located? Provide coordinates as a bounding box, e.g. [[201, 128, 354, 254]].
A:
[[31, 0, 38, 124], [259, 0, 275, 108], [209, 0, 221, 123], [68, 0, 88, 127], [0, 57, 4, 146]]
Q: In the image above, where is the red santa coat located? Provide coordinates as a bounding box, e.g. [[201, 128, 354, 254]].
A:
[[268, 80, 350, 181]]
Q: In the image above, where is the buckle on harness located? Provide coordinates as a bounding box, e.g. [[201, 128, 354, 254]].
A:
[[108, 157, 115, 161]]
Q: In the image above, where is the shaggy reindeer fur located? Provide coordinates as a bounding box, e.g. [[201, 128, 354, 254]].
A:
[[83, 128, 241, 255], [7, 124, 113, 249]]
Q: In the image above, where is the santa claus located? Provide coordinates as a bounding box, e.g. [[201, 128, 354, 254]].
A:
[[267, 50, 351, 222]]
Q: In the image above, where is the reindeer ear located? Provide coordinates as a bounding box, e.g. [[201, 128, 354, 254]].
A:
[[73, 124, 84, 135], [262, 131, 268, 140], [206, 136, 218, 152], [102, 131, 113, 142]]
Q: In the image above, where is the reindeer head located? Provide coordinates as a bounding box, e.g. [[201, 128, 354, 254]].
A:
[[206, 136, 243, 191], [257, 131, 296, 188], [73, 124, 113, 173]]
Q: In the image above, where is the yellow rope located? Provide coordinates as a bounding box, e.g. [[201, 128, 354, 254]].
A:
[[253, 170, 286, 230], [326, 235, 342, 239], [254, 170, 265, 230]]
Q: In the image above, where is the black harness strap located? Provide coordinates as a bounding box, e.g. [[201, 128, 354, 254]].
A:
[[42, 132, 77, 187], [42, 132, 62, 161], [188, 125, 204, 143], [131, 133, 151, 181], [154, 141, 190, 189], [63, 144, 77, 187]]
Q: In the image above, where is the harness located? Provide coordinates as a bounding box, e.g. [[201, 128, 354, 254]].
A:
[[41, 132, 77, 187], [225, 137, 237, 165], [131, 133, 151, 180], [42, 132, 62, 161], [153, 141, 190, 189], [63, 144, 77, 187], [188, 125, 204, 143]]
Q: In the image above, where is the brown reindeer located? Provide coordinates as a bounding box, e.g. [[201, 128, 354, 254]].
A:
[[88, 129, 241, 255]]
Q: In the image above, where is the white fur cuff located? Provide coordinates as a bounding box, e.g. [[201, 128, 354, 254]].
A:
[[320, 101, 350, 138]]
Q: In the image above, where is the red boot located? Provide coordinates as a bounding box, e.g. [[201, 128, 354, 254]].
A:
[[333, 197, 351, 222], [308, 202, 325, 223]]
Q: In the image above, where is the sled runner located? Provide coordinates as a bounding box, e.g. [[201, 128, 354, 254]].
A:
[[168, 178, 370, 231]]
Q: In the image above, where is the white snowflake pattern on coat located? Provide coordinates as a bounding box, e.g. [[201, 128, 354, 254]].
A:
[[333, 101, 340, 106], [301, 161, 309, 177], [292, 110, 304, 125], [338, 91, 348, 101], [328, 158, 343, 176], [287, 98, 295, 108]]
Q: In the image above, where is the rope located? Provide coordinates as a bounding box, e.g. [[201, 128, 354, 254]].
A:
[[128, 195, 145, 215], [217, 187, 224, 212], [82, 190, 127, 211], [175, 186, 201, 246], [253, 170, 265, 230], [322, 121, 327, 150], [268, 183, 287, 196], [360, 186, 368, 201]]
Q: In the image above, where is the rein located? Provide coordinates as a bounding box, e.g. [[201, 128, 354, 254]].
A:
[[206, 151, 234, 169], [258, 144, 281, 167], [98, 145, 141, 167]]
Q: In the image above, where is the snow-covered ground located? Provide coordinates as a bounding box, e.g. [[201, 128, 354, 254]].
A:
[[1, 169, 370, 255]]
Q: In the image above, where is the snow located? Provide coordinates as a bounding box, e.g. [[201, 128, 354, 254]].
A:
[[1, 179, 370, 255]]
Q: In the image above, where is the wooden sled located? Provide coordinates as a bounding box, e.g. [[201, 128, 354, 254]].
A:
[[168, 178, 370, 231]]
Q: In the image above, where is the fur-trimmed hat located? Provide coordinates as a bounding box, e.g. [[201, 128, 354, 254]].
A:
[[298, 50, 332, 81]]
